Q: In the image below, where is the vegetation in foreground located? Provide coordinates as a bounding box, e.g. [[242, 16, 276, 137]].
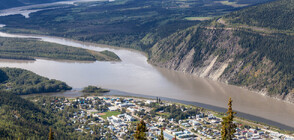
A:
[[0, 67, 71, 95], [0, 37, 120, 61], [0, 93, 112, 139], [221, 98, 237, 140], [0, 93, 293, 139]]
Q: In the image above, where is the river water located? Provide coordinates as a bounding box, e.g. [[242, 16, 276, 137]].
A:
[[0, 1, 293, 130]]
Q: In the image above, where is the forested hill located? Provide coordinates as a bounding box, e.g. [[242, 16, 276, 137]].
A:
[[0, 92, 55, 139], [0, 0, 64, 10], [0, 93, 101, 139], [0, 68, 72, 95], [150, 0, 294, 103], [224, 0, 294, 31]]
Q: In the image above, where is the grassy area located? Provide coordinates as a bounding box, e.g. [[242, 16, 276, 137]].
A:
[[216, 1, 248, 7], [156, 112, 170, 117], [100, 111, 121, 120], [184, 17, 214, 21], [88, 50, 121, 61]]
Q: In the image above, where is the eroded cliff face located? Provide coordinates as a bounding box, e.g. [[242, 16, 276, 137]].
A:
[[149, 26, 243, 81], [149, 26, 294, 103]]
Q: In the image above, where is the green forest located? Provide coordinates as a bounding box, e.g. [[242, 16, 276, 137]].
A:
[[0, 0, 269, 50], [0, 68, 71, 95], [225, 0, 294, 31], [0, 37, 120, 61], [0, 93, 109, 139]]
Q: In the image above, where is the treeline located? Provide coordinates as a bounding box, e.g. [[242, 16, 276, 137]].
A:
[[0, 0, 259, 51], [231, 30, 294, 95], [149, 103, 201, 122], [0, 68, 72, 95], [226, 0, 294, 31], [82, 85, 110, 94], [0, 37, 120, 61]]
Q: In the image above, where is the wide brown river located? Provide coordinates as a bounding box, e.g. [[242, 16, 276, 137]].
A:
[[0, 0, 293, 130], [0, 32, 294, 130]]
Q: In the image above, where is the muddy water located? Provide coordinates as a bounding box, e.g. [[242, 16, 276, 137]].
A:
[[0, 0, 293, 130], [0, 32, 293, 129]]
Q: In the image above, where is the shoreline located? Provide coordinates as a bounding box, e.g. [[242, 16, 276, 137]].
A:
[[1, 30, 293, 131], [22, 89, 294, 131]]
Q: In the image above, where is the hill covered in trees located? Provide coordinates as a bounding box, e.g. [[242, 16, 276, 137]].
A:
[[150, 0, 294, 102], [224, 0, 294, 31], [0, 68, 71, 95], [0, 93, 104, 139], [0, 0, 271, 50], [0, 0, 292, 102]]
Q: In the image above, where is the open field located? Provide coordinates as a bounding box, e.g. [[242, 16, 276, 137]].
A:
[[184, 17, 214, 21], [216, 1, 248, 7], [100, 111, 121, 120]]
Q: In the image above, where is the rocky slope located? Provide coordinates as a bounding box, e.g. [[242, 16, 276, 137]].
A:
[[149, 0, 294, 103]]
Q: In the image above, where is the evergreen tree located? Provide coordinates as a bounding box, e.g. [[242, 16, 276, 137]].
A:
[[134, 120, 147, 140], [159, 127, 164, 140], [221, 98, 236, 140], [49, 128, 54, 140], [173, 134, 176, 140]]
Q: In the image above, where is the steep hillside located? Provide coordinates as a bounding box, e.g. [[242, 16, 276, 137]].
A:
[[0, 0, 65, 10], [149, 0, 294, 103], [0, 93, 101, 139], [0, 92, 56, 139]]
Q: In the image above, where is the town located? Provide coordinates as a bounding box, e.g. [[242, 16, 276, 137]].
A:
[[39, 96, 294, 140]]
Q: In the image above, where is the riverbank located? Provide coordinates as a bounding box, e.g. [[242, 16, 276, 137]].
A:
[[22, 88, 294, 131], [38, 94, 294, 139], [1, 31, 294, 129]]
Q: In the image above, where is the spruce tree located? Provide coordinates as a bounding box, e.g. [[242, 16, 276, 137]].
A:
[[221, 98, 236, 140], [134, 120, 147, 140], [173, 134, 176, 140], [48, 128, 54, 140], [159, 127, 164, 140]]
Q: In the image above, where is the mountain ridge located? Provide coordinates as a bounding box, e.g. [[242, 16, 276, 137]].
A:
[[149, 0, 294, 103]]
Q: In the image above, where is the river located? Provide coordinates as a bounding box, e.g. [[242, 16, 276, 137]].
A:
[[0, 0, 294, 130]]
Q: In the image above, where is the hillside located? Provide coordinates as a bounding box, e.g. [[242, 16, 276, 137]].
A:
[[0, 0, 272, 50], [149, 0, 294, 103], [0, 92, 57, 139], [0, 68, 72, 95], [0, 0, 65, 10], [0, 0, 292, 102], [225, 0, 294, 31], [0, 92, 103, 139]]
